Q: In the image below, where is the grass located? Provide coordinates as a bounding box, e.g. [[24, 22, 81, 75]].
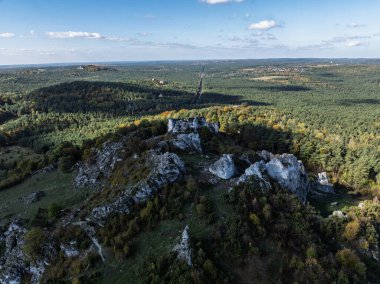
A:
[[0, 146, 41, 169], [0, 170, 90, 225], [102, 219, 185, 284], [309, 192, 361, 217]]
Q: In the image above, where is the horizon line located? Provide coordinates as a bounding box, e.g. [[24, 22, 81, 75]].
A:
[[1, 57, 380, 69]]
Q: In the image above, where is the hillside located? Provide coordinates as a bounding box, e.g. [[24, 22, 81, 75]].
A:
[[0, 115, 379, 283], [0, 60, 379, 283]]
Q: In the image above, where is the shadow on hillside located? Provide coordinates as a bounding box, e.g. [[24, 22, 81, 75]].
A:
[[318, 72, 338, 78], [27, 80, 270, 115], [236, 122, 291, 154], [337, 99, 380, 106], [198, 92, 271, 106], [256, 85, 312, 92]]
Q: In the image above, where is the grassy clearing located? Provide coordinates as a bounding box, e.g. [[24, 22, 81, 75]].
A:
[[0, 146, 41, 169], [309, 192, 361, 217], [102, 219, 185, 284], [0, 170, 90, 225]]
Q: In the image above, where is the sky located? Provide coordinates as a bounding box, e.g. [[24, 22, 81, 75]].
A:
[[0, 0, 379, 65]]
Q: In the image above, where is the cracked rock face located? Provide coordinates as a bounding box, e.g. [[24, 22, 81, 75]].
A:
[[173, 226, 192, 266], [75, 142, 123, 188], [168, 117, 219, 134], [92, 151, 186, 220], [171, 133, 203, 153], [209, 154, 237, 180], [236, 152, 310, 203], [0, 222, 26, 284], [238, 161, 272, 190], [265, 154, 309, 204], [0, 222, 54, 284]]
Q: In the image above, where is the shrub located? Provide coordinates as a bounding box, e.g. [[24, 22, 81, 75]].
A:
[[23, 227, 46, 261], [343, 220, 361, 241], [48, 202, 63, 219], [336, 249, 366, 280]]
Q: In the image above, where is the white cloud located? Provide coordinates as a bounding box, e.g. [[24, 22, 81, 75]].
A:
[[200, 0, 244, 4], [346, 41, 362, 47], [249, 20, 278, 30], [347, 23, 366, 28], [30, 30, 35, 35], [0, 32, 15, 38], [46, 31, 103, 39]]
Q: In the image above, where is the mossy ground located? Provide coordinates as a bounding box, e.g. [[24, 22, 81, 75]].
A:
[[0, 170, 90, 225]]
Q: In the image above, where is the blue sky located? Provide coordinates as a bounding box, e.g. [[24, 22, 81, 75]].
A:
[[0, 0, 379, 64]]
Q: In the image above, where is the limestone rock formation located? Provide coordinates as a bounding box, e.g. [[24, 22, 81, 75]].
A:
[[265, 154, 309, 204], [173, 226, 192, 266], [314, 172, 335, 194], [171, 132, 202, 153], [209, 154, 237, 180], [238, 161, 272, 190], [92, 151, 185, 220], [168, 117, 219, 134], [75, 142, 123, 188], [0, 221, 55, 284]]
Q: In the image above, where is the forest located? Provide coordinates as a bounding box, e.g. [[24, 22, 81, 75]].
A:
[[0, 60, 379, 283]]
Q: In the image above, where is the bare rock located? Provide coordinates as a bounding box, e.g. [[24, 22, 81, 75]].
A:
[[265, 154, 309, 204], [209, 154, 237, 180], [92, 151, 186, 220], [238, 161, 272, 190], [75, 142, 123, 188], [171, 133, 202, 153], [19, 191, 44, 205], [173, 226, 192, 266], [313, 172, 335, 194], [0, 221, 55, 284], [330, 210, 347, 218], [168, 117, 219, 134]]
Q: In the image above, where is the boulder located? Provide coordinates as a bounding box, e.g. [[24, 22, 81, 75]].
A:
[[209, 154, 237, 180], [75, 142, 123, 188], [265, 154, 309, 204], [173, 226, 192, 266], [92, 151, 186, 220], [330, 210, 347, 218], [168, 117, 219, 134], [60, 243, 80, 258], [19, 191, 44, 205], [313, 172, 335, 194], [171, 133, 202, 153]]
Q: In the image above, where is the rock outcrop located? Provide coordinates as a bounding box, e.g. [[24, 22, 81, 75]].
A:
[[171, 133, 202, 153], [0, 221, 55, 284], [238, 161, 272, 190], [0, 222, 26, 284], [209, 154, 237, 180], [75, 142, 123, 188], [236, 152, 310, 203], [173, 226, 192, 266], [92, 151, 186, 220], [265, 154, 309, 204], [168, 117, 219, 134], [19, 191, 44, 205], [313, 172, 335, 194]]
